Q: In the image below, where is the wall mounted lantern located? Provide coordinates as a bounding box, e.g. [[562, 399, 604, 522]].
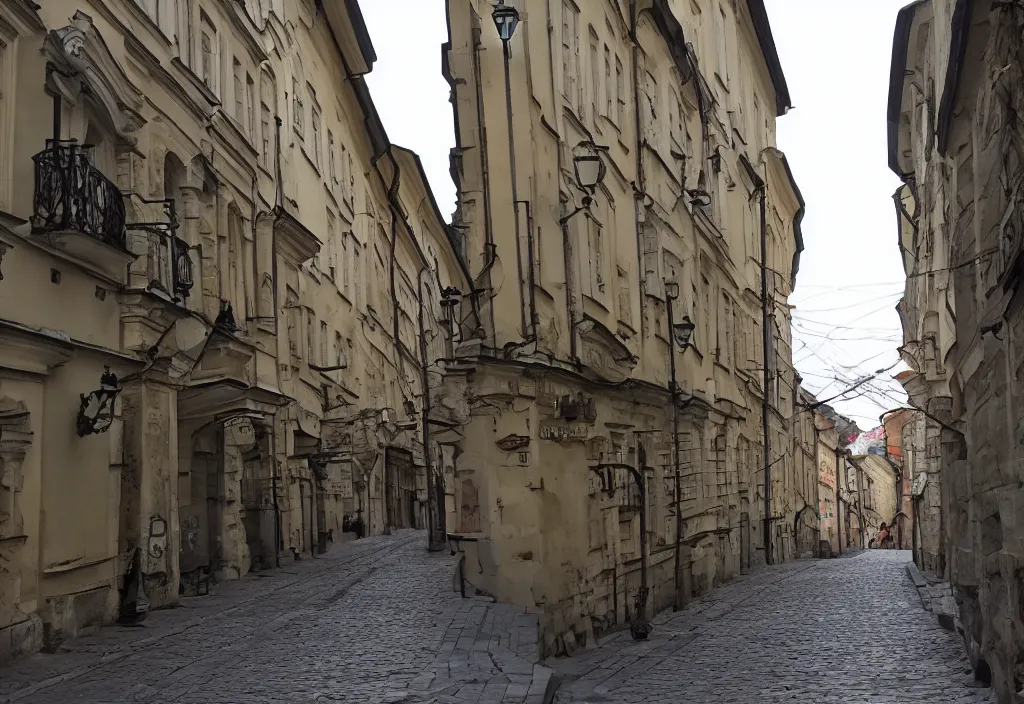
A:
[[664, 281, 680, 301], [77, 367, 121, 437], [673, 316, 696, 351], [686, 189, 712, 209], [560, 141, 608, 225], [573, 141, 607, 196], [492, 1, 520, 44]]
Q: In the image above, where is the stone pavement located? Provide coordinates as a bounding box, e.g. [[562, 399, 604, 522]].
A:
[[0, 531, 555, 704], [551, 550, 993, 703]]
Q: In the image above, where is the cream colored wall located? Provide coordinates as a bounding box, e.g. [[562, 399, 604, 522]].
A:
[[0, 0, 466, 656]]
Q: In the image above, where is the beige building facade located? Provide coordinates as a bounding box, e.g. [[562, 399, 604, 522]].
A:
[[443, 0, 805, 654], [0, 0, 466, 661], [889, 0, 1024, 698]]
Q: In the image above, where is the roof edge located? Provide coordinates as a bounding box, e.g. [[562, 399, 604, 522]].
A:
[[746, 0, 792, 116]]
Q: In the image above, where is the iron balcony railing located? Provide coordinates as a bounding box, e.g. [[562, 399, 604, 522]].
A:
[[32, 140, 127, 250], [126, 196, 193, 302]]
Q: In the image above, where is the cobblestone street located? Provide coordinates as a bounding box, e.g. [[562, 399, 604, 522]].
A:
[[551, 550, 992, 703], [0, 531, 552, 704]]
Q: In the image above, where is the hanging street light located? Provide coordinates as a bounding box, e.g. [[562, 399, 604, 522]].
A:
[[573, 141, 607, 194], [560, 141, 608, 225], [492, 2, 520, 44], [673, 316, 696, 351], [76, 367, 121, 437]]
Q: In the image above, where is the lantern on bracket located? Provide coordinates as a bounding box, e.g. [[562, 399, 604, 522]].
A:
[[492, 1, 520, 44], [77, 367, 121, 437]]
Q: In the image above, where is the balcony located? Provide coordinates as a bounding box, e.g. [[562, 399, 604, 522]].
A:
[[32, 140, 133, 281], [125, 197, 193, 304]]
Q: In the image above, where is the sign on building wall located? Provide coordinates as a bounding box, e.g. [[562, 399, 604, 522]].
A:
[[539, 422, 590, 442]]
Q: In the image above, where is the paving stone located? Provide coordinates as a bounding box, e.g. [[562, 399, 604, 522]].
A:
[[550, 550, 995, 704], [0, 531, 550, 704]]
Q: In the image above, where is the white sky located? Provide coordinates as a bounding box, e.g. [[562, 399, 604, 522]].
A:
[[361, 0, 911, 431]]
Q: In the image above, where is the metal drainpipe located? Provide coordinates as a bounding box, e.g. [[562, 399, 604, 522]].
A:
[[270, 418, 281, 568], [835, 447, 843, 556], [758, 183, 772, 565], [471, 32, 497, 346], [668, 292, 684, 611], [629, 0, 648, 339], [500, 35, 528, 340], [418, 266, 443, 551]]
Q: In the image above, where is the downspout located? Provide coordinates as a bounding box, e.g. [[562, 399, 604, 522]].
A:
[[835, 447, 843, 556], [472, 28, 498, 346], [559, 147, 578, 362], [417, 265, 443, 551], [668, 292, 683, 611], [270, 418, 281, 568], [501, 34, 528, 340], [758, 182, 772, 565], [385, 152, 402, 348], [629, 0, 647, 338], [856, 460, 866, 548], [271, 116, 283, 336]]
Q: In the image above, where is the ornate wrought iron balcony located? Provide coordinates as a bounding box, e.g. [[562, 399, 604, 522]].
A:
[[125, 196, 193, 302], [32, 140, 127, 251]]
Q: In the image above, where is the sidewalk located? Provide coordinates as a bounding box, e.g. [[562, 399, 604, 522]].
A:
[[0, 531, 556, 704]]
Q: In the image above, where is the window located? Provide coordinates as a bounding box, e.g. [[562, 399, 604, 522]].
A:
[[260, 74, 274, 168], [306, 308, 315, 359], [341, 231, 350, 297], [335, 332, 343, 367], [604, 44, 613, 121], [328, 130, 337, 183], [340, 144, 349, 199], [246, 74, 256, 137], [0, 32, 11, 209], [615, 56, 625, 125], [586, 215, 603, 295], [347, 152, 354, 202], [292, 78, 304, 138], [718, 294, 733, 368], [561, 1, 580, 113], [589, 28, 599, 127], [200, 13, 216, 92], [352, 240, 361, 309], [715, 4, 729, 85], [233, 59, 243, 121], [307, 85, 319, 170], [320, 321, 328, 365], [326, 212, 337, 279]]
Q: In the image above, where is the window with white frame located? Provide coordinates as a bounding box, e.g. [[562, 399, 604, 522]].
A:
[[588, 27, 599, 128], [200, 12, 217, 93], [604, 43, 613, 121], [561, 1, 580, 113], [341, 231, 350, 297], [615, 55, 625, 126], [292, 77, 304, 138], [328, 130, 337, 183], [232, 59, 244, 122], [0, 30, 11, 211], [310, 89, 322, 170], [260, 74, 273, 169], [246, 73, 255, 137]]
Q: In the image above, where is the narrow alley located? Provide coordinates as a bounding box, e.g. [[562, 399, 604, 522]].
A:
[[553, 551, 990, 704], [0, 539, 987, 704]]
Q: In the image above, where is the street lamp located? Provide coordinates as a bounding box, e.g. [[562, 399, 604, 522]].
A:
[[673, 316, 696, 351], [560, 141, 608, 225], [76, 367, 121, 436], [492, 2, 520, 44]]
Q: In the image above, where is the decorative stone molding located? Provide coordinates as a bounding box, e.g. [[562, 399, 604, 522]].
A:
[[0, 398, 31, 538]]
